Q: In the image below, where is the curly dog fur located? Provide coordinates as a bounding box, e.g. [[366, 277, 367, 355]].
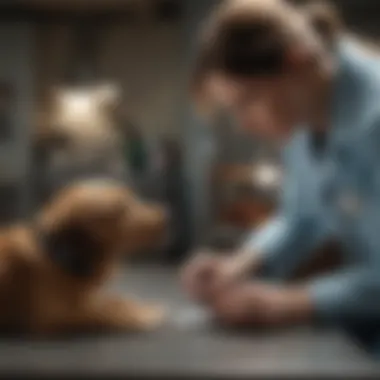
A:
[[0, 180, 167, 336]]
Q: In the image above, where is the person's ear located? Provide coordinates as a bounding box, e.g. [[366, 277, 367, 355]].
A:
[[303, 1, 342, 48]]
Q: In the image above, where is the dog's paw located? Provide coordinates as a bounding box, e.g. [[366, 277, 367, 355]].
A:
[[132, 304, 166, 331], [101, 297, 166, 332]]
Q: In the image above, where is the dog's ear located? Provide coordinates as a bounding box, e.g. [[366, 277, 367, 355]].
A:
[[40, 223, 103, 277]]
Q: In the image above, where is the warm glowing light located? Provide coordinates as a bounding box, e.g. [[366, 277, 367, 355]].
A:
[[53, 83, 120, 137], [56, 83, 120, 123], [61, 90, 94, 119]]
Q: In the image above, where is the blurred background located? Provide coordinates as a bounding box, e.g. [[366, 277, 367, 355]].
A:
[[0, 0, 378, 265]]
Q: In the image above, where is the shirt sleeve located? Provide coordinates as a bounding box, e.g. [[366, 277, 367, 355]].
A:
[[309, 115, 380, 324], [242, 144, 327, 280], [309, 268, 380, 324]]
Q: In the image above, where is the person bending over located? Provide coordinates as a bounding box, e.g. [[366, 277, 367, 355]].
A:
[[182, 0, 380, 352]]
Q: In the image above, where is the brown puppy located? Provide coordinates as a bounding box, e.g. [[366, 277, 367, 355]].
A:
[[0, 180, 167, 336]]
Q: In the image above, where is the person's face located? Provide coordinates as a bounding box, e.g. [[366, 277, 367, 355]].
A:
[[208, 71, 311, 141]]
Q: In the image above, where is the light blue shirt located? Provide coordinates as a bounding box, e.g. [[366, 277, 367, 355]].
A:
[[244, 40, 380, 327]]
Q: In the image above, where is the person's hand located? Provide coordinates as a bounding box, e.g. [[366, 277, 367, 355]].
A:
[[180, 249, 259, 304], [210, 282, 313, 328], [180, 250, 226, 304]]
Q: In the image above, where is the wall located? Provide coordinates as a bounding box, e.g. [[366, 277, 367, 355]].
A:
[[181, 0, 218, 246], [35, 18, 184, 140], [34, 10, 216, 248], [0, 22, 34, 218]]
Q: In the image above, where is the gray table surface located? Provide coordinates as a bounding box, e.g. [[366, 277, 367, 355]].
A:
[[0, 266, 379, 379]]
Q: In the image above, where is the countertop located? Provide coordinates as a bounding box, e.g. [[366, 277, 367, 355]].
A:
[[0, 266, 378, 379]]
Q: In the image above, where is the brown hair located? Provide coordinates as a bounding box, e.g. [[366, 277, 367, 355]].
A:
[[191, 0, 342, 109]]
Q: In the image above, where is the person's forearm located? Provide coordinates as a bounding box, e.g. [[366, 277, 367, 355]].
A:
[[280, 271, 380, 327], [235, 217, 289, 277], [308, 269, 380, 324], [257, 285, 314, 326], [223, 283, 315, 327], [228, 248, 264, 278], [280, 286, 314, 324], [236, 216, 298, 279], [241, 215, 326, 280]]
